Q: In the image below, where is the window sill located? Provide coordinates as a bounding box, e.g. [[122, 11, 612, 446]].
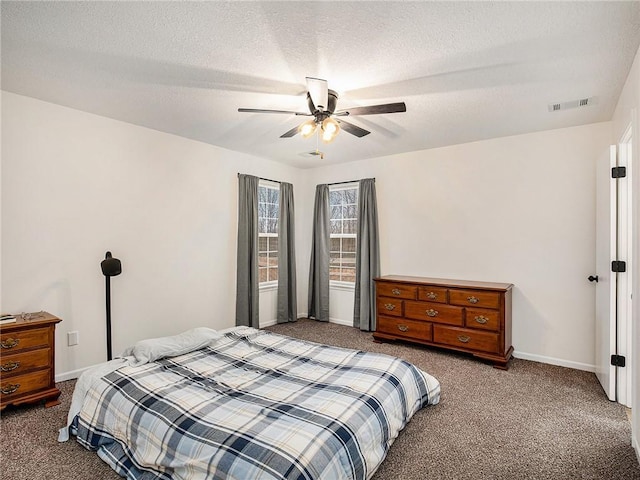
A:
[[259, 282, 278, 292], [330, 281, 356, 292]]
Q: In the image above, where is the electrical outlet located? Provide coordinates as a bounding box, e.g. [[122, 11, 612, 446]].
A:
[[67, 331, 79, 346]]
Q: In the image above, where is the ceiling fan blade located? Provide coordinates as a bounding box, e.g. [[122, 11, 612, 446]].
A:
[[336, 102, 407, 116], [337, 119, 370, 138], [280, 125, 300, 138], [306, 77, 329, 111], [238, 108, 309, 115]]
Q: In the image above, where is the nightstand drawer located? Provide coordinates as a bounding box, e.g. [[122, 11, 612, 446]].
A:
[[405, 301, 463, 326], [418, 287, 448, 304], [449, 289, 501, 309], [433, 325, 499, 354], [376, 283, 417, 300], [465, 308, 500, 331], [0, 369, 51, 400], [0, 327, 50, 352], [377, 297, 403, 317], [377, 316, 432, 342], [0, 348, 50, 376]]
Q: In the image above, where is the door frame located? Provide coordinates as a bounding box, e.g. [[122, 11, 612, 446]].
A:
[[617, 123, 633, 407]]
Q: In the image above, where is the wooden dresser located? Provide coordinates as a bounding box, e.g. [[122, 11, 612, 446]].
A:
[[0, 312, 62, 410], [373, 276, 513, 369]]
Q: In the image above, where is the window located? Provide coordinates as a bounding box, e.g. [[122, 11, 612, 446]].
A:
[[329, 184, 358, 283], [258, 181, 279, 284]]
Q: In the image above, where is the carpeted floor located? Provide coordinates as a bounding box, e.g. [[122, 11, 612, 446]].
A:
[[1, 319, 638, 479]]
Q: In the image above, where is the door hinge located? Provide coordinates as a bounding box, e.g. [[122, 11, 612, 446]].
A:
[[611, 166, 627, 178], [611, 355, 626, 367], [611, 261, 627, 273]]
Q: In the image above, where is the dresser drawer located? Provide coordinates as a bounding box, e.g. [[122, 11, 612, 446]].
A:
[[0, 368, 51, 400], [405, 301, 463, 326], [417, 287, 448, 304], [0, 348, 50, 376], [377, 316, 432, 342], [376, 283, 417, 300], [466, 308, 500, 331], [376, 297, 403, 317], [449, 289, 501, 309], [0, 327, 50, 352], [433, 325, 499, 354]]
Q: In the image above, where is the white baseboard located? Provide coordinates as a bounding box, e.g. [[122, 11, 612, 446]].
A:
[[56, 366, 92, 382], [329, 317, 353, 327], [513, 351, 595, 373]]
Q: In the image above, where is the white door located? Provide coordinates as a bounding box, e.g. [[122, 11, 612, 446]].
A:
[[594, 145, 617, 401]]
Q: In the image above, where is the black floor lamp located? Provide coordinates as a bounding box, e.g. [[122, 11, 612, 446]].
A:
[[100, 251, 122, 361]]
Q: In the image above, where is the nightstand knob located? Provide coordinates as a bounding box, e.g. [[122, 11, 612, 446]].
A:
[[426, 292, 438, 300], [474, 316, 489, 325], [1, 383, 20, 395], [0, 338, 19, 349], [384, 303, 396, 311], [426, 309, 438, 317], [391, 288, 401, 296], [1, 361, 20, 372], [467, 296, 479, 304]]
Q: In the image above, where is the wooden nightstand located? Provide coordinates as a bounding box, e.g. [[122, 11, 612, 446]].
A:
[[0, 312, 62, 410]]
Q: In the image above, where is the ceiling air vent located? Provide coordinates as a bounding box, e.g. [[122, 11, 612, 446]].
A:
[[300, 150, 325, 159], [548, 96, 596, 112]]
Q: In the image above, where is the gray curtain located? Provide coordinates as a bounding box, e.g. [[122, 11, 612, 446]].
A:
[[353, 178, 380, 331], [235, 174, 260, 327], [277, 182, 297, 323], [308, 184, 330, 322]]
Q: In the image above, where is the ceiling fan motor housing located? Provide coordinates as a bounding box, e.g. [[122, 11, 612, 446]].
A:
[[307, 90, 338, 118]]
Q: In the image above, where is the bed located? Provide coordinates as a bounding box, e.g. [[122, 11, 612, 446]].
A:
[[60, 326, 440, 479]]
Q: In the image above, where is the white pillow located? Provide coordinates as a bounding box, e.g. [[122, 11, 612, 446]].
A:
[[120, 327, 221, 366]]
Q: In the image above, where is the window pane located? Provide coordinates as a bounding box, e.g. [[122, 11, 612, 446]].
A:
[[266, 219, 277, 233], [342, 253, 356, 267], [344, 219, 358, 234], [259, 186, 267, 203], [329, 190, 343, 206], [342, 237, 356, 252], [259, 268, 268, 283], [269, 267, 279, 282], [268, 236, 278, 251], [258, 236, 268, 252], [258, 252, 268, 267], [331, 205, 342, 220], [344, 188, 357, 204], [329, 252, 341, 267], [269, 250, 278, 265], [330, 271, 340, 281], [330, 238, 340, 252], [341, 268, 356, 282], [330, 220, 342, 234], [345, 205, 357, 219], [268, 187, 279, 204]]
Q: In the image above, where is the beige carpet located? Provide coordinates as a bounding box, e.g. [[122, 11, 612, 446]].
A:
[[1, 319, 638, 479]]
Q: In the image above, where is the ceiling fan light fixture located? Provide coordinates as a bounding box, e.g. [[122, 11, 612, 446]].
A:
[[299, 119, 317, 138], [321, 117, 340, 143]]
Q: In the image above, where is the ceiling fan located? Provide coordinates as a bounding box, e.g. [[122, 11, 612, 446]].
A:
[[238, 77, 406, 143]]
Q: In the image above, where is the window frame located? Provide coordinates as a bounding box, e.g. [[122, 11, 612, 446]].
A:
[[257, 180, 280, 287], [329, 182, 359, 287]]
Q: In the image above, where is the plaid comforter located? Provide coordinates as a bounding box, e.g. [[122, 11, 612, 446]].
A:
[[76, 327, 440, 480]]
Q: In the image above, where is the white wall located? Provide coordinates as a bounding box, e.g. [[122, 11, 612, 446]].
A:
[[611, 44, 640, 462], [1, 92, 301, 378], [304, 122, 611, 371]]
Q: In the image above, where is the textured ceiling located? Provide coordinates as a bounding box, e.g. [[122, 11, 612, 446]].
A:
[[2, 1, 640, 168]]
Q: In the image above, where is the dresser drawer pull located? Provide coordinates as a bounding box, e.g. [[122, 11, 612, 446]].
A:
[[0, 338, 20, 349], [1, 361, 20, 372], [397, 324, 409, 332], [384, 303, 396, 311], [457, 335, 471, 343], [1, 383, 20, 395], [467, 296, 479, 304], [426, 291, 438, 300], [391, 288, 401, 296], [474, 315, 489, 325], [425, 309, 438, 317]]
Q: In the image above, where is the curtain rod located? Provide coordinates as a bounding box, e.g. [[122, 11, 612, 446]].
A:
[[236, 174, 374, 186], [328, 178, 374, 186], [237, 173, 281, 184]]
